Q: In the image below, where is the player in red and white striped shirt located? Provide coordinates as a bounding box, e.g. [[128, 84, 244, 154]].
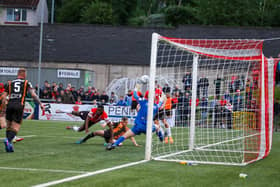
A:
[[57, 104, 111, 133]]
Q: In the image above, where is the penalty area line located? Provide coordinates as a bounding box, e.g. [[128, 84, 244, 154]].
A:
[[32, 160, 149, 187], [0, 166, 87, 174]]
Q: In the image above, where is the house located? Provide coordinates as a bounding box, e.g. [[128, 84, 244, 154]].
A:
[[0, 0, 48, 26]]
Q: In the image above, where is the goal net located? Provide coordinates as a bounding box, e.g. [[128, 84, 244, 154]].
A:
[[145, 33, 275, 166]]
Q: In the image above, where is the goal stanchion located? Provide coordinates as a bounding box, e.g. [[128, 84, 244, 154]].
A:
[[145, 33, 275, 166]]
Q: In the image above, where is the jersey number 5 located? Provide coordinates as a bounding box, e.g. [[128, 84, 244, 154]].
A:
[[14, 82, 21, 93]]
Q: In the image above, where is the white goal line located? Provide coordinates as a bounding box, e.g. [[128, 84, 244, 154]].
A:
[[32, 160, 148, 187]]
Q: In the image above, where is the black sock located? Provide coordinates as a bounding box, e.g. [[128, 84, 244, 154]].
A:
[[83, 132, 95, 142], [6, 130, 16, 143]]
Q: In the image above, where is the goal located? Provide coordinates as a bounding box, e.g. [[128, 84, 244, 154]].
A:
[[145, 33, 275, 166]]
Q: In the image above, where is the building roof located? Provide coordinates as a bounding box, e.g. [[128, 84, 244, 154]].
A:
[[0, 24, 279, 65], [0, 0, 39, 9]]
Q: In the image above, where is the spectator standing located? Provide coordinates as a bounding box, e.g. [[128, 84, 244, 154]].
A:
[[61, 88, 75, 104], [41, 80, 49, 92], [199, 75, 209, 98], [209, 96, 218, 126], [182, 72, 192, 92], [100, 91, 109, 103], [91, 89, 100, 102], [177, 92, 190, 127], [109, 92, 118, 104], [233, 75, 243, 92], [85, 86, 93, 101], [78, 86, 85, 101], [224, 90, 232, 104], [171, 92, 178, 109], [116, 96, 127, 106], [51, 86, 59, 101], [51, 82, 57, 91], [214, 101, 222, 128], [233, 90, 243, 111], [71, 87, 78, 101], [214, 76, 223, 98], [162, 83, 171, 93], [223, 100, 233, 129], [41, 88, 51, 100], [200, 97, 208, 127], [124, 90, 132, 106], [57, 83, 64, 94], [245, 79, 253, 108], [172, 84, 182, 96]]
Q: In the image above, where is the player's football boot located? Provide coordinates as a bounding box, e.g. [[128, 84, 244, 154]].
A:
[[76, 138, 85, 144], [106, 143, 116, 150], [169, 137, 174, 144], [12, 137, 24, 143], [66, 126, 72, 130], [3, 138, 14, 152]]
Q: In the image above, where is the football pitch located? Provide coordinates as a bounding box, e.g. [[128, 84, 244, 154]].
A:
[[0, 120, 279, 187]]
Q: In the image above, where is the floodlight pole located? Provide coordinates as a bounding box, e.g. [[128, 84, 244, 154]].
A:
[[38, 0, 45, 97], [51, 0, 55, 24]]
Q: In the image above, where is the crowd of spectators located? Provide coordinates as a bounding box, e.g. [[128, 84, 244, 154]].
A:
[[1, 65, 274, 130], [33, 80, 120, 105], [176, 71, 260, 128]]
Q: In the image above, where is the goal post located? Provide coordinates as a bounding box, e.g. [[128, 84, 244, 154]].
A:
[[145, 33, 275, 165]]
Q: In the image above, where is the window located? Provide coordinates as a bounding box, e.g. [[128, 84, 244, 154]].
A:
[[6, 8, 27, 22]]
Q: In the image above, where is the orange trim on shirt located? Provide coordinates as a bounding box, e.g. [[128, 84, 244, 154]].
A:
[[21, 80, 28, 105]]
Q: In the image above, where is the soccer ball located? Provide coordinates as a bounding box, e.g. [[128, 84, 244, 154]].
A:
[[139, 75, 149, 84]]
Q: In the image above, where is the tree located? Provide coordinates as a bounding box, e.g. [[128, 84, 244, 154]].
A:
[[53, 0, 280, 27], [165, 5, 197, 26], [193, 0, 260, 26], [81, 1, 113, 24], [56, 0, 92, 23], [112, 0, 138, 25]]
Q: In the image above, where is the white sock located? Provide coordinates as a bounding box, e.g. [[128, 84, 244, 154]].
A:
[[72, 126, 79, 132], [166, 126, 171, 137], [167, 118, 174, 128]]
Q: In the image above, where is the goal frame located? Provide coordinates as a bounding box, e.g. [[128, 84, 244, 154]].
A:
[[145, 33, 274, 166]]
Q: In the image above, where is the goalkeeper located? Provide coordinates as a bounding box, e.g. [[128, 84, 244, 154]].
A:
[[107, 83, 164, 150], [76, 116, 139, 147]]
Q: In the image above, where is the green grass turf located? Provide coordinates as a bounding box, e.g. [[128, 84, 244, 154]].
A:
[[0, 120, 279, 187]]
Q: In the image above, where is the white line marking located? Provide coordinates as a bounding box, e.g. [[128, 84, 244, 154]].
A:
[[0, 167, 87, 174], [32, 160, 148, 187]]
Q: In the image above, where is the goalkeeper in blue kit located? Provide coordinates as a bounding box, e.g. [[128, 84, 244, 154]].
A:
[[107, 85, 164, 150]]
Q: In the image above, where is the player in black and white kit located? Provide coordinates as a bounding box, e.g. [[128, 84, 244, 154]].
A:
[[3, 68, 44, 152]]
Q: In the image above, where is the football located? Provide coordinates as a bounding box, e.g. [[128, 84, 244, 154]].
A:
[[139, 75, 149, 84]]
